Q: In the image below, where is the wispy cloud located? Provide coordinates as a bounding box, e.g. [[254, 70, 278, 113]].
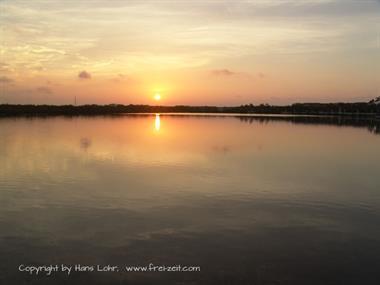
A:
[[210, 69, 238, 76], [35, 86, 53, 94], [0, 76, 14, 83], [111, 73, 127, 83]]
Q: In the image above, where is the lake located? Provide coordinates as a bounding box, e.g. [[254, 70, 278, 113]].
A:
[[0, 114, 379, 285]]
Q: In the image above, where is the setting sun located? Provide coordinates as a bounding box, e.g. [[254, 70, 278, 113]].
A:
[[154, 93, 161, 101]]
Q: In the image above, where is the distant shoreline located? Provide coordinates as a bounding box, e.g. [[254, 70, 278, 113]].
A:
[[1, 104, 379, 136], [0, 103, 379, 117]]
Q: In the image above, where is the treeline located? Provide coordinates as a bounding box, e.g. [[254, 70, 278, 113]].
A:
[[0, 102, 379, 116]]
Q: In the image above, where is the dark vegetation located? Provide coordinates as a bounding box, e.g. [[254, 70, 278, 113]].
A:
[[0, 101, 379, 117], [236, 115, 380, 135]]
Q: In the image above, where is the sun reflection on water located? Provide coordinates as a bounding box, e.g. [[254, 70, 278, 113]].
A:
[[155, 114, 160, 131]]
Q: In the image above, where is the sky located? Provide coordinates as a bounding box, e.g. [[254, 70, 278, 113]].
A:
[[0, 0, 379, 105]]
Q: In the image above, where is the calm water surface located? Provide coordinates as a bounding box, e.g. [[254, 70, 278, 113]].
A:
[[0, 115, 380, 284]]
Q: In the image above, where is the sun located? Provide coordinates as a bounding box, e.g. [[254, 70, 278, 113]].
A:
[[154, 93, 161, 101]]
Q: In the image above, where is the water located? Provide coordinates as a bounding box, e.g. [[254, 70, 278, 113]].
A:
[[0, 114, 379, 284]]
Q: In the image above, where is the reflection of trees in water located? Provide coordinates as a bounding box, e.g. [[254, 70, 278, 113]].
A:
[[212, 145, 231, 154], [367, 124, 380, 134], [237, 116, 380, 135], [80, 137, 92, 151]]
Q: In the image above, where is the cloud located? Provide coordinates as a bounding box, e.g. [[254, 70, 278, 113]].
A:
[[78, 70, 91, 79], [210, 69, 237, 76], [210, 69, 253, 79], [0, 62, 11, 72], [0, 76, 14, 83], [111, 73, 129, 83], [35, 86, 53, 94]]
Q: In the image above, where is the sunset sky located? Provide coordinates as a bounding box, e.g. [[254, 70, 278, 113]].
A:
[[0, 0, 379, 105]]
